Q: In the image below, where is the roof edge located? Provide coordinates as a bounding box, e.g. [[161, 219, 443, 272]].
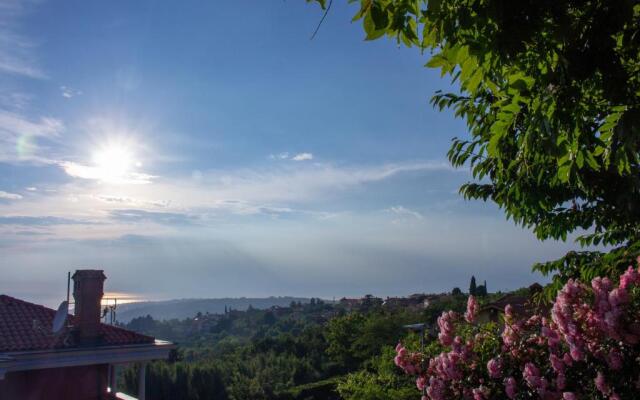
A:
[[0, 340, 175, 377]]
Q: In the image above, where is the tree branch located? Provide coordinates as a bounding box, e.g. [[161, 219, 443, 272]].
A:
[[310, 0, 333, 40]]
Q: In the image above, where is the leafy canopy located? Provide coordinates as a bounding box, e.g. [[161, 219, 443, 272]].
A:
[[309, 0, 640, 284]]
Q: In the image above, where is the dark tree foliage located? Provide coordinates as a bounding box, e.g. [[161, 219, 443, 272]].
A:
[[119, 295, 470, 399], [309, 0, 640, 293], [469, 275, 477, 296]]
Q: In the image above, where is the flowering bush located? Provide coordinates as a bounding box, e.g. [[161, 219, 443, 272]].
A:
[[394, 259, 640, 399]]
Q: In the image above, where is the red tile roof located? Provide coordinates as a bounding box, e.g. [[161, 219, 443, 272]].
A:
[[0, 295, 154, 352]]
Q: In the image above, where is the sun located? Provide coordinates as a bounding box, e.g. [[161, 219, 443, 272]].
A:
[[92, 141, 139, 183]]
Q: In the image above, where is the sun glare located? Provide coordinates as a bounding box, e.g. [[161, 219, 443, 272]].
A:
[[92, 142, 137, 183]]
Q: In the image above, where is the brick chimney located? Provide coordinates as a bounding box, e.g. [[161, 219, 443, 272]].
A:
[[72, 269, 106, 344]]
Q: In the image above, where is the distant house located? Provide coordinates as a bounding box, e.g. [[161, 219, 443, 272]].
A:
[[339, 297, 362, 311], [383, 293, 443, 311], [0, 270, 174, 400], [476, 284, 546, 324]]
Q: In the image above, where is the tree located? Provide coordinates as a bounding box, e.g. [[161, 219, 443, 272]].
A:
[[338, 347, 417, 400], [309, 0, 640, 289], [451, 287, 462, 296], [469, 276, 477, 296], [325, 313, 367, 371]]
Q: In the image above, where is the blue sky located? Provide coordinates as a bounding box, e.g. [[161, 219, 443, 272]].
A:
[[0, 0, 578, 306]]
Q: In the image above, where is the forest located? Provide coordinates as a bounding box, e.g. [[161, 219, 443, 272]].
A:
[[118, 288, 506, 399]]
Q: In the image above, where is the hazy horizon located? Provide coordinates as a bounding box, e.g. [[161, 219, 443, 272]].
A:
[[1, 1, 580, 307]]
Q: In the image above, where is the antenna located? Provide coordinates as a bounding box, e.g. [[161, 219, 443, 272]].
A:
[[66, 271, 70, 303], [102, 297, 119, 325], [52, 301, 69, 334]]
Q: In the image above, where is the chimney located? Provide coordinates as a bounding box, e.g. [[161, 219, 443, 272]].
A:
[[72, 269, 106, 344]]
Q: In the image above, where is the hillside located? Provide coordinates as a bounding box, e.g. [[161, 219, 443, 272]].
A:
[[115, 296, 312, 322], [117, 291, 479, 399]]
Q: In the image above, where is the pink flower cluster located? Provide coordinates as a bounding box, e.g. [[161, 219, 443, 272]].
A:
[[394, 342, 423, 375], [437, 310, 457, 346], [465, 295, 479, 323], [394, 259, 640, 399]]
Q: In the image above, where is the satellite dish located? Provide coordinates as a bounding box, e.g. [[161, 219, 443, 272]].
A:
[[52, 301, 69, 334]]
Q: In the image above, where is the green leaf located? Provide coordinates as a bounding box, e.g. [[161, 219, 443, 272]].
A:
[[584, 151, 600, 170], [369, 3, 389, 31], [487, 132, 502, 157], [557, 164, 571, 183], [363, 12, 386, 40], [575, 150, 584, 168]]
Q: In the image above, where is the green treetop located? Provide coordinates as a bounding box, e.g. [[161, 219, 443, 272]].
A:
[[469, 275, 477, 296], [309, 0, 640, 289]]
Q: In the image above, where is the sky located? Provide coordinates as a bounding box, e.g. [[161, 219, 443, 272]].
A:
[[0, 0, 580, 306]]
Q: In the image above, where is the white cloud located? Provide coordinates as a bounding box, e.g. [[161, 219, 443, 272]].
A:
[[0, 191, 22, 200], [160, 161, 454, 219], [0, 111, 62, 138], [269, 152, 290, 160], [0, 111, 64, 163], [159, 160, 454, 206], [60, 86, 82, 98], [270, 152, 314, 161], [0, 92, 32, 110], [0, 159, 458, 242], [25, 187, 37, 191], [292, 152, 313, 161], [60, 161, 155, 185], [0, 0, 45, 79], [386, 205, 424, 222], [93, 194, 170, 208]]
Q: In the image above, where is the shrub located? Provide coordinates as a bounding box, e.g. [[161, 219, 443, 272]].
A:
[[394, 258, 640, 399]]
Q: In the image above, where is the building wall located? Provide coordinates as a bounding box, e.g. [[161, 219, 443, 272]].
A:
[[0, 364, 110, 400]]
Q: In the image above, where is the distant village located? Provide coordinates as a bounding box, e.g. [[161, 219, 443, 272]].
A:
[[149, 275, 545, 338]]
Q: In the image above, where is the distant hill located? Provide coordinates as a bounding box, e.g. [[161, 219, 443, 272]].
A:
[[115, 297, 311, 322]]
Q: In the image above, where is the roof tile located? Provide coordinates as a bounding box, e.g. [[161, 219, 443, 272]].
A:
[[0, 295, 154, 352]]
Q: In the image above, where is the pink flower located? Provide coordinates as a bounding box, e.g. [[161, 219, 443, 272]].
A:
[[504, 304, 515, 323], [595, 371, 609, 395], [472, 387, 485, 400], [504, 377, 517, 399], [394, 260, 640, 400], [487, 358, 502, 378], [607, 349, 623, 370], [556, 372, 566, 390], [437, 311, 457, 346], [609, 288, 629, 307], [620, 265, 640, 289], [569, 344, 584, 361], [549, 354, 565, 373], [426, 376, 446, 400], [465, 295, 479, 324], [523, 362, 546, 395]]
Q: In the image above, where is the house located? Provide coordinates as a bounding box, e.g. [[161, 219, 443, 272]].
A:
[[338, 297, 362, 311], [0, 270, 175, 400], [476, 284, 547, 324], [382, 293, 443, 311]]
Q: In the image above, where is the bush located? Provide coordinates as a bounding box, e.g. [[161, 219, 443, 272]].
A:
[[394, 259, 640, 399]]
